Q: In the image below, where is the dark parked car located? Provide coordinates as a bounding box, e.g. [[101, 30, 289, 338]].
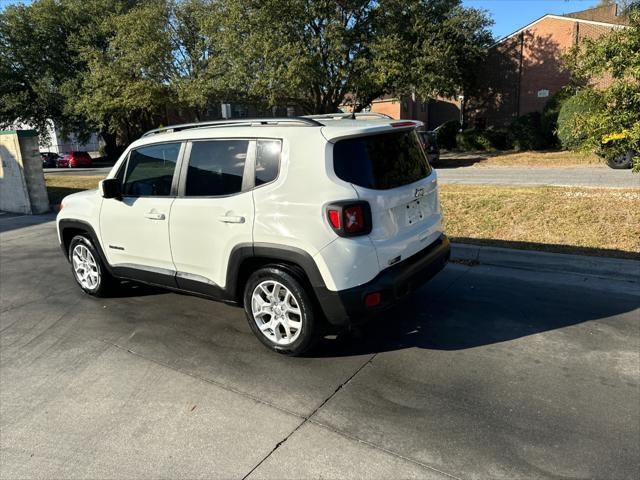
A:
[[63, 151, 93, 168], [417, 129, 440, 166], [41, 152, 61, 168]]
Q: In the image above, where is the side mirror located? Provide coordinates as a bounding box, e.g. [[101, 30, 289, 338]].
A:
[[100, 178, 122, 199]]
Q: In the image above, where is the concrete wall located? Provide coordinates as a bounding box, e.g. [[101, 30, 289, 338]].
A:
[[0, 130, 49, 214]]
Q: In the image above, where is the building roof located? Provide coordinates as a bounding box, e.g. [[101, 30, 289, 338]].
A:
[[494, 5, 628, 46]]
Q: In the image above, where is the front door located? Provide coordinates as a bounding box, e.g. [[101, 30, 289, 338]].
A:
[[169, 138, 258, 295], [100, 142, 183, 284]]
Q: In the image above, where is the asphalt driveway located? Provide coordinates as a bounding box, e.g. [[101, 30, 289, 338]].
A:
[[1, 216, 639, 479]]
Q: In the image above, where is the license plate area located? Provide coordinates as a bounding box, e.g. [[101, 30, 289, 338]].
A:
[[405, 198, 428, 226]]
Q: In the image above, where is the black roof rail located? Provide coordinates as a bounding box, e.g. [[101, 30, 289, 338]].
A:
[[303, 112, 393, 120], [141, 117, 322, 138]]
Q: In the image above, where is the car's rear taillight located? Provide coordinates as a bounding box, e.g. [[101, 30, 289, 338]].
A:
[[326, 201, 371, 237]]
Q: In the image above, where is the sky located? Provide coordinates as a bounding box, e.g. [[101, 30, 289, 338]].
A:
[[1, 0, 606, 41], [463, 0, 603, 39]]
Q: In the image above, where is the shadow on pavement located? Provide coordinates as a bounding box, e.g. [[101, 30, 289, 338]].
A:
[[434, 155, 489, 168], [0, 212, 56, 234], [311, 266, 640, 358]]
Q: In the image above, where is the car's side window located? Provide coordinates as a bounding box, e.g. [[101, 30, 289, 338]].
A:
[[255, 139, 281, 186], [185, 140, 249, 196], [123, 143, 181, 197]]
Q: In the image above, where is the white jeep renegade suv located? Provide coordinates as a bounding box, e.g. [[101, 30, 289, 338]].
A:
[[57, 114, 450, 355]]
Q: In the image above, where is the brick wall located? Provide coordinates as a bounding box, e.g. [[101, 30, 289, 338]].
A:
[[469, 14, 624, 128], [370, 98, 401, 119]]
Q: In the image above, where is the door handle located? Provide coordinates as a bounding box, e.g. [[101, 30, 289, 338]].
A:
[[144, 212, 166, 220], [217, 215, 245, 224]]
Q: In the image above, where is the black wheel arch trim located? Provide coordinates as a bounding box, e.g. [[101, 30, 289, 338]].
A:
[[226, 242, 328, 300], [58, 219, 114, 274]]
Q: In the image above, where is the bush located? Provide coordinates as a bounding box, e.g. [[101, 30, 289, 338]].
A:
[[484, 127, 512, 150], [541, 87, 574, 147], [556, 89, 605, 150], [508, 112, 549, 150], [453, 128, 513, 152], [455, 129, 492, 151], [435, 120, 461, 150]]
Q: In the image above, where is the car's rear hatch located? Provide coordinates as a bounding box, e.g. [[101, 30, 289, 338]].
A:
[[330, 125, 443, 271]]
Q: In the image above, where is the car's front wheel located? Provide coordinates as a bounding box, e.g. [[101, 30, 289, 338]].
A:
[[243, 267, 320, 355], [68, 235, 115, 297]]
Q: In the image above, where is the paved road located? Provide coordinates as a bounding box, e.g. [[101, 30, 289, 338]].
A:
[[43, 166, 112, 176], [1, 216, 639, 479], [437, 166, 640, 188], [44, 165, 640, 189]]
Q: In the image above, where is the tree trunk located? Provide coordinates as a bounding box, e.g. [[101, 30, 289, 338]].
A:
[[100, 130, 120, 162]]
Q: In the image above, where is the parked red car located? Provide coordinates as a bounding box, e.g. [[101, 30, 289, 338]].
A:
[[63, 151, 93, 168]]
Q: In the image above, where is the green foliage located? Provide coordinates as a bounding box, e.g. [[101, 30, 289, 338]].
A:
[[0, 0, 104, 139], [483, 127, 512, 150], [541, 87, 574, 147], [567, 10, 640, 171], [74, 0, 175, 143], [556, 89, 605, 150], [508, 112, 549, 151], [213, 0, 493, 113], [1, 0, 493, 152], [436, 120, 461, 150], [456, 130, 492, 151], [453, 128, 511, 151]]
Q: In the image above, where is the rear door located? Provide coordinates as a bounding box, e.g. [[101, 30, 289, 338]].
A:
[[169, 138, 256, 294], [332, 128, 443, 270]]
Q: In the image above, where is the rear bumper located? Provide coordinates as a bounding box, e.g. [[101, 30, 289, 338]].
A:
[[315, 234, 450, 326]]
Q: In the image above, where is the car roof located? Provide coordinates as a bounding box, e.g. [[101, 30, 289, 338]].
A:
[[132, 115, 424, 149]]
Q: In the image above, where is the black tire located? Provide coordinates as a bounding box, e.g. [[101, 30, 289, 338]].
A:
[[243, 266, 320, 356], [606, 151, 633, 169], [68, 235, 116, 297]]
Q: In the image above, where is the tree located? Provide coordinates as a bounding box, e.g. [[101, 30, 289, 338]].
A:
[[1, 0, 492, 151], [0, 0, 84, 138], [73, 0, 175, 145], [0, 0, 139, 155], [372, 0, 492, 111], [213, 0, 492, 113], [568, 10, 640, 171]]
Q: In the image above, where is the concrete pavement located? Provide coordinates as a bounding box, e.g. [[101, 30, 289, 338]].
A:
[[1, 216, 639, 479], [436, 166, 640, 188]]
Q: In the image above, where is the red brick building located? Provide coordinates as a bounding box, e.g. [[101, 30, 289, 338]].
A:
[[468, 4, 628, 128], [341, 94, 462, 129]]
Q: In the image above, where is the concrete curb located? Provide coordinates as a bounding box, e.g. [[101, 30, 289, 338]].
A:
[[451, 243, 640, 284]]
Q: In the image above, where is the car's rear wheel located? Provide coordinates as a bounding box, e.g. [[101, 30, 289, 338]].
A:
[[243, 267, 320, 355], [69, 235, 115, 297]]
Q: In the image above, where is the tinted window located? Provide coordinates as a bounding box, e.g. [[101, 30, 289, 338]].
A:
[[255, 139, 281, 186], [333, 130, 431, 190], [185, 140, 249, 196], [123, 143, 181, 196]]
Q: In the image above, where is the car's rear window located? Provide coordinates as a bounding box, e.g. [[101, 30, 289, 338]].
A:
[[333, 130, 432, 190]]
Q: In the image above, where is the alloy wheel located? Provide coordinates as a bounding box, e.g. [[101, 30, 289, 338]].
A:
[[251, 280, 302, 345], [72, 244, 100, 290]]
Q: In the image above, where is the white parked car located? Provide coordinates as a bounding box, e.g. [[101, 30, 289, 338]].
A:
[[57, 114, 449, 355]]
